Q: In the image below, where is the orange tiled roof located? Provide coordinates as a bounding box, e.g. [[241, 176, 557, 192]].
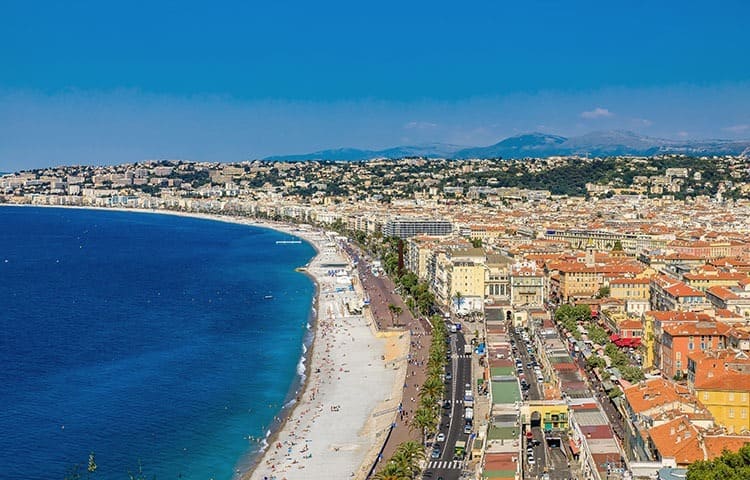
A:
[[624, 378, 683, 414], [648, 416, 704, 465], [662, 321, 731, 337], [695, 369, 750, 392], [646, 311, 713, 322], [619, 319, 643, 330], [704, 436, 750, 458], [685, 272, 746, 282], [706, 286, 741, 301], [610, 277, 651, 285], [664, 282, 705, 298]]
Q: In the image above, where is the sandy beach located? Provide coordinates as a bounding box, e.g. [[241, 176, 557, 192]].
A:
[[3, 205, 409, 480], [244, 229, 408, 480]]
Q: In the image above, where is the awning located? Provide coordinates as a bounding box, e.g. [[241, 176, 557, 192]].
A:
[[569, 439, 580, 455], [610, 333, 621, 342], [612, 337, 641, 348]]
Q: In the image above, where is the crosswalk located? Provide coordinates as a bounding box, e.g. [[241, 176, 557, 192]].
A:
[[426, 460, 464, 470]]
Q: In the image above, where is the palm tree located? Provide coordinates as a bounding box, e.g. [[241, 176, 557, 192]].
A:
[[391, 441, 426, 478], [405, 296, 416, 314], [411, 407, 437, 445], [453, 291, 464, 313], [388, 303, 403, 327], [371, 461, 410, 480], [420, 376, 444, 400], [395, 440, 426, 463], [427, 363, 443, 378]]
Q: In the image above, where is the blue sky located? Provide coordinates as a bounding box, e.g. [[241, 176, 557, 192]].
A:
[[1, 0, 749, 169]]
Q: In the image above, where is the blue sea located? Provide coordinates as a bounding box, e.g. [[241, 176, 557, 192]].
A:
[[0, 207, 316, 480]]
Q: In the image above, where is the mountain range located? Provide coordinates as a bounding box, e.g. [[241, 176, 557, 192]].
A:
[[263, 131, 750, 161]]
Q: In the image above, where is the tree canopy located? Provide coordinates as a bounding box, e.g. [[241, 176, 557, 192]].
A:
[[688, 445, 750, 480]]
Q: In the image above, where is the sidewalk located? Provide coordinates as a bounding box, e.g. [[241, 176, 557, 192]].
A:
[[344, 244, 433, 465]]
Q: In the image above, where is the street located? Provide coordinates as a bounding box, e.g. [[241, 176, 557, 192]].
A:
[[423, 330, 473, 480]]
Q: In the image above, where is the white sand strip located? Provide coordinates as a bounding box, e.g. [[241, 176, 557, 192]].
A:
[[244, 232, 405, 480]]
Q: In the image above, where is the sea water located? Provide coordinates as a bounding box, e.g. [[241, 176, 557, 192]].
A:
[[0, 206, 315, 480]]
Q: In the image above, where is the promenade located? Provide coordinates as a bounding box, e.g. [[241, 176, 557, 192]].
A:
[[344, 243, 434, 464]]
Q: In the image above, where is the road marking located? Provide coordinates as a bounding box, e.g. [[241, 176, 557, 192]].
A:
[[426, 460, 464, 469]]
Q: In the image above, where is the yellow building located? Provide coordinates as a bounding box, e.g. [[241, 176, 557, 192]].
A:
[[610, 277, 651, 301], [642, 311, 656, 370], [689, 351, 750, 433], [695, 382, 750, 433], [683, 270, 747, 292], [405, 236, 436, 280], [520, 400, 569, 430], [448, 249, 487, 300]]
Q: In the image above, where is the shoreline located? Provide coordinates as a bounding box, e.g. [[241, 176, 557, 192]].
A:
[[1, 204, 406, 480]]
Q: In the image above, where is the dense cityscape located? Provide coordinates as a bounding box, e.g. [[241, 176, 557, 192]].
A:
[[4, 153, 750, 480]]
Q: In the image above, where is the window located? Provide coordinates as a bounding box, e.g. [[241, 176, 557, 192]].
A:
[[742, 409, 747, 419], [729, 392, 735, 402], [703, 392, 710, 401], [729, 408, 735, 419]]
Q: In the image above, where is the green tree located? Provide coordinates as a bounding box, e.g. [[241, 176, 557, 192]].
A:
[[586, 355, 606, 370], [411, 407, 438, 445], [371, 461, 411, 480], [453, 291, 464, 312], [608, 387, 623, 399], [688, 444, 750, 480], [388, 304, 403, 327], [420, 376, 444, 401], [389, 441, 426, 478], [620, 365, 645, 383], [588, 325, 609, 345]]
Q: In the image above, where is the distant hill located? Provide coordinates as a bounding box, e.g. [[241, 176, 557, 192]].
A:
[[263, 143, 466, 161], [264, 130, 750, 161], [454, 131, 750, 159], [453, 133, 566, 159]]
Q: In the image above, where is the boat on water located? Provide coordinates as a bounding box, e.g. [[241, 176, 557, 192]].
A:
[[264, 295, 274, 299], [275, 240, 302, 244]]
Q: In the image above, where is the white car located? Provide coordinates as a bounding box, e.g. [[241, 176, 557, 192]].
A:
[[436, 433, 445, 442]]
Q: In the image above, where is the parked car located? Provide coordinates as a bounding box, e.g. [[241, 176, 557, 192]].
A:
[[436, 433, 445, 442]]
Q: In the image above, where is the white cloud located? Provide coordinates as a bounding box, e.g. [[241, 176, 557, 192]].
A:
[[404, 121, 438, 130], [580, 107, 614, 119], [724, 124, 750, 133], [632, 118, 653, 127]]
